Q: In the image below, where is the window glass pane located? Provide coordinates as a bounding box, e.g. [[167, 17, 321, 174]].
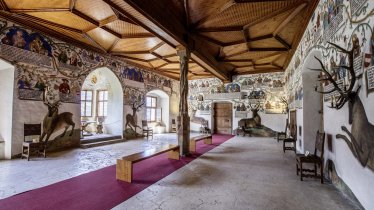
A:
[[147, 109, 152, 121], [103, 102, 108, 116], [81, 91, 86, 100], [98, 91, 103, 100], [81, 103, 85, 115], [86, 102, 92, 116], [104, 91, 108, 100], [86, 91, 92, 100], [156, 108, 162, 122], [151, 98, 156, 107], [151, 108, 156, 121], [98, 102, 103, 116], [146, 97, 152, 107]]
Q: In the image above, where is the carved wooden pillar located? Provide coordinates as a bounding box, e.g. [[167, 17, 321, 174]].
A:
[[176, 45, 190, 156]]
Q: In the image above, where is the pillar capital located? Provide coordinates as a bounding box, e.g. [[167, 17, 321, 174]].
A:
[[176, 45, 190, 58]]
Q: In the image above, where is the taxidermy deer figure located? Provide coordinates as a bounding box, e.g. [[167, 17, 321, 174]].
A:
[[311, 42, 374, 170], [40, 100, 75, 144], [125, 99, 145, 134], [238, 101, 261, 128]]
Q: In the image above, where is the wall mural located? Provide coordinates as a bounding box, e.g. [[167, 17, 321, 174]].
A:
[[284, 0, 374, 177], [0, 20, 178, 106]]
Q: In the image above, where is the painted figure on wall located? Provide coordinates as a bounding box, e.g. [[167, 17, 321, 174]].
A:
[[352, 34, 361, 58], [59, 79, 70, 94], [18, 75, 31, 89], [34, 77, 46, 91]]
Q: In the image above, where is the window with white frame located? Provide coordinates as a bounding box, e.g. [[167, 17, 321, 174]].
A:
[[97, 90, 108, 117], [81, 90, 93, 117]]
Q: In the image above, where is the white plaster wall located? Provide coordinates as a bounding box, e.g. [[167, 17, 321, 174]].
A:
[[0, 60, 14, 159]]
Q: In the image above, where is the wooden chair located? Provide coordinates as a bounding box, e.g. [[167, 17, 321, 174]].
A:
[[171, 119, 177, 132], [142, 120, 153, 139], [21, 123, 46, 161], [277, 119, 288, 142], [283, 121, 296, 153], [296, 131, 325, 183]]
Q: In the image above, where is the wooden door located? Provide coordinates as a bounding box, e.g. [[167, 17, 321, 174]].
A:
[[289, 110, 297, 139], [214, 103, 232, 134]]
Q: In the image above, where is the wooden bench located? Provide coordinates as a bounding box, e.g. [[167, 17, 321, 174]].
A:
[[116, 144, 180, 182], [189, 134, 212, 152]]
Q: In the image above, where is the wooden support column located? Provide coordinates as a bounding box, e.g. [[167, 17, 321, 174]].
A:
[[176, 45, 190, 156]]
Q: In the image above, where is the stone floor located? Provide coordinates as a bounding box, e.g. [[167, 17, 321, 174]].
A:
[[0, 134, 360, 210]]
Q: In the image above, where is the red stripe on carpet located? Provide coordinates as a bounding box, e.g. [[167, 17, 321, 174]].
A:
[[0, 134, 234, 210]]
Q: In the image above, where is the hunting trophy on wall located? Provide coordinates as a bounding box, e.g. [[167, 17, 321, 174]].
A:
[[125, 98, 145, 135], [311, 42, 374, 170]]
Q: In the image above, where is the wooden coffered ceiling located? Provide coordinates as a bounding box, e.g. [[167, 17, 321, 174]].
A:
[[0, 0, 318, 82]]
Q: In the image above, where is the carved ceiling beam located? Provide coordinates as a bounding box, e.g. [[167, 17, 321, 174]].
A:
[[107, 38, 120, 53], [273, 3, 306, 35], [149, 42, 165, 52], [101, 26, 122, 38], [83, 33, 107, 52], [183, 0, 190, 28], [274, 35, 291, 50]]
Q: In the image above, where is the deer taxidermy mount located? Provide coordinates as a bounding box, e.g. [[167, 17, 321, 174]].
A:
[[311, 42, 374, 170], [125, 98, 145, 135], [40, 89, 75, 144], [238, 101, 262, 128]]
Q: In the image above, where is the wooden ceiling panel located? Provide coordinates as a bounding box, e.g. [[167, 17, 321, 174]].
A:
[[126, 59, 152, 68], [248, 9, 293, 38], [227, 51, 278, 61], [75, 0, 115, 22], [36, 21, 95, 47], [166, 56, 180, 62], [221, 43, 247, 58], [200, 31, 243, 44], [255, 53, 284, 64], [199, 1, 292, 29], [111, 37, 162, 52], [188, 0, 232, 25], [229, 61, 253, 67], [125, 53, 157, 60], [153, 43, 175, 56], [149, 59, 168, 68], [249, 37, 284, 49], [105, 20, 149, 35], [159, 63, 180, 69], [277, 11, 305, 45], [86, 28, 117, 50], [26, 12, 94, 31], [5, 0, 70, 10]]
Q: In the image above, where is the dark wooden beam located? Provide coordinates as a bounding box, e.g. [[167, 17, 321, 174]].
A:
[[192, 34, 224, 47], [0, 0, 9, 11], [149, 42, 165, 52], [224, 59, 253, 62], [115, 55, 149, 62], [107, 38, 120, 53], [183, 0, 190, 29], [101, 26, 122, 38], [83, 33, 106, 52], [274, 35, 291, 50], [273, 3, 307, 35], [71, 8, 99, 26], [223, 34, 273, 47], [250, 48, 288, 51]]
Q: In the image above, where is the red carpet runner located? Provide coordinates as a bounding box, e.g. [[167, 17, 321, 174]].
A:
[[0, 134, 234, 210]]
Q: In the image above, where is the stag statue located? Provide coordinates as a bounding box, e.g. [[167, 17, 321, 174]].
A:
[[125, 98, 145, 135], [40, 100, 75, 144], [238, 101, 261, 128], [311, 42, 374, 170]]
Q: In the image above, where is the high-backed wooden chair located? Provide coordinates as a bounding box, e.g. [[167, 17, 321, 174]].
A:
[[171, 119, 177, 132], [296, 131, 325, 183], [277, 119, 288, 142], [142, 120, 153, 139], [21, 123, 46, 161], [283, 120, 296, 153]]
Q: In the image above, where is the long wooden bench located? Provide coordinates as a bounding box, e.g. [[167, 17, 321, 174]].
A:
[[116, 144, 180, 182], [189, 134, 212, 152]]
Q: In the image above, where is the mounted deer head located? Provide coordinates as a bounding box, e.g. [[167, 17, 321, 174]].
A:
[[310, 42, 358, 122], [310, 42, 374, 170]]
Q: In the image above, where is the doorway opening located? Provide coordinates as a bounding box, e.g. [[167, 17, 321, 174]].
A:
[[80, 67, 123, 144], [145, 89, 170, 133], [0, 59, 15, 159], [213, 102, 232, 134]]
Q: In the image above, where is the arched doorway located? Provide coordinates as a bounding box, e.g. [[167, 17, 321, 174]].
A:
[[80, 67, 123, 141], [299, 50, 324, 153], [145, 89, 170, 133], [0, 59, 15, 159]]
